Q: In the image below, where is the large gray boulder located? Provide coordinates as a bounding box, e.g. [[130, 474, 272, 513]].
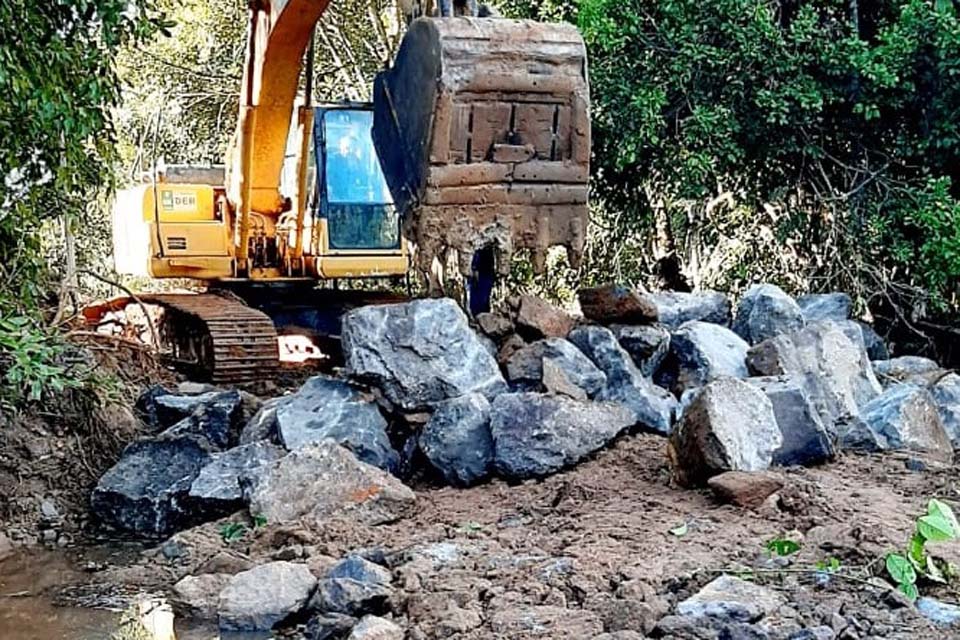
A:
[[668, 378, 782, 486], [240, 396, 284, 444], [342, 298, 506, 411], [247, 441, 416, 525], [218, 561, 318, 631], [610, 324, 670, 377], [189, 441, 286, 509], [312, 555, 394, 617], [276, 376, 398, 473], [872, 356, 941, 385], [852, 384, 953, 462], [568, 326, 677, 434], [747, 321, 882, 432], [659, 321, 749, 395], [154, 390, 244, 446], [91, 435, 211, 536], [490, 393, 635, 479], [639, 290, 731, 328], [733, 284, 804, 345], [747, 377, 835, 466], [931, 373, 960, 446], [504, 338, 606, 398], [797, 292, 852, 323], [419, 393, 493, 486]]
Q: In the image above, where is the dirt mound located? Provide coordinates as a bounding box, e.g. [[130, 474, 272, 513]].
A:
[[0, 335, 173, 542]]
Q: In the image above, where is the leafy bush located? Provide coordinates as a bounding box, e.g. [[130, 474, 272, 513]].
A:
[[503, 0, 960, 319]]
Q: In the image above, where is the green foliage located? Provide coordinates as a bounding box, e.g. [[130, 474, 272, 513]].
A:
[[766, 538, 801, 557], [0, 317, 83, 407], [886, 498, 960, 601], [252, 514, 268, 529], [506, 0, 960, 315], [0, 0, 166, 405], [220, 522, 248, 544]]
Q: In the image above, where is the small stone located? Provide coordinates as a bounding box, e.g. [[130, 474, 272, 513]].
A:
[[171, 573, 232, 620], [733, 283, 805, 345], [916, 597, 960, 627], [512, 294, 575, 339], [577, 284, 657, 324], [489, 604, 603, 638], [312, 555, 393, 616], [348, 615, 404, 640], [708, 471, 784, 509], [306, 613, 359, 640], [676, 575, 785, 622], [475, 312, 514, 340], [789, 627, 836, 640], [40, 499, 60, 521], [668, 379, 782, 486], [218, 561, 318, 631]]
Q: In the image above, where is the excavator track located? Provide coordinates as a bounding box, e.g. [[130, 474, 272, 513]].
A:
[[84, 293, 279, 384]]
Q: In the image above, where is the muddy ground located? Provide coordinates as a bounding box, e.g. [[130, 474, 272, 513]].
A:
[[3, 339, 960, 638]]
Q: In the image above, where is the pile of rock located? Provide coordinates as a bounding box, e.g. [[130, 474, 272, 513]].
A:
[[91, 284, 959, 538]]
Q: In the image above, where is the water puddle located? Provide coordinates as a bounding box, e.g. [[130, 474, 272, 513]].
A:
[[0, 547, 259, 640]]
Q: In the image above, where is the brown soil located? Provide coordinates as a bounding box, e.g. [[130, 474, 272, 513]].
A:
[[77, 434, 960, 639], [0, 335, 172, 542]]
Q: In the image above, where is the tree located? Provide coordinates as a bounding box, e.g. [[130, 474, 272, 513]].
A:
[[0, 0, 167, 404]]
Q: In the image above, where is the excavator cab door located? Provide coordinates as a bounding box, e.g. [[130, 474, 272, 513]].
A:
[[314, 106, 401, 252]]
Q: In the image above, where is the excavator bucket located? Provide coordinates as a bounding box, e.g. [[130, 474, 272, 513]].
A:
[[372, 17, 590, 283]]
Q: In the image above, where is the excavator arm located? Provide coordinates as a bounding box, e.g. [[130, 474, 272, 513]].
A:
[[226, 0, 330, 268]]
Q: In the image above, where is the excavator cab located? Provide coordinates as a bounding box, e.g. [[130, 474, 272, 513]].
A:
[[311, 105, 400, 253]]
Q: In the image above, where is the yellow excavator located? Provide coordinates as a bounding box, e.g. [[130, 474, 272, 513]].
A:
[[89, 0, 591, 383]]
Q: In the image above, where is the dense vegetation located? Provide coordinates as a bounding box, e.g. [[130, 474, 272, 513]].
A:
[[2, 0, 959, 405]]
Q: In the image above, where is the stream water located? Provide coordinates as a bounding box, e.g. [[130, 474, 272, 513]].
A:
[[0, 546, 252, 640]]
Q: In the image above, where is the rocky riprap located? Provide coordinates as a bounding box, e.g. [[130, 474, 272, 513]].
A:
[[86, 284, 960, 638]]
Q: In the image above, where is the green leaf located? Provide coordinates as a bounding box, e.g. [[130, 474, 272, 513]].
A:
[[886, 553, 917, 586], [766, 539, 801, 557], [909, 533, 927, 565], [923, 500, 960, 539], [925, 556, 947, 584], [669, 523, 688, 537], [899, 581, 919, 602]]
